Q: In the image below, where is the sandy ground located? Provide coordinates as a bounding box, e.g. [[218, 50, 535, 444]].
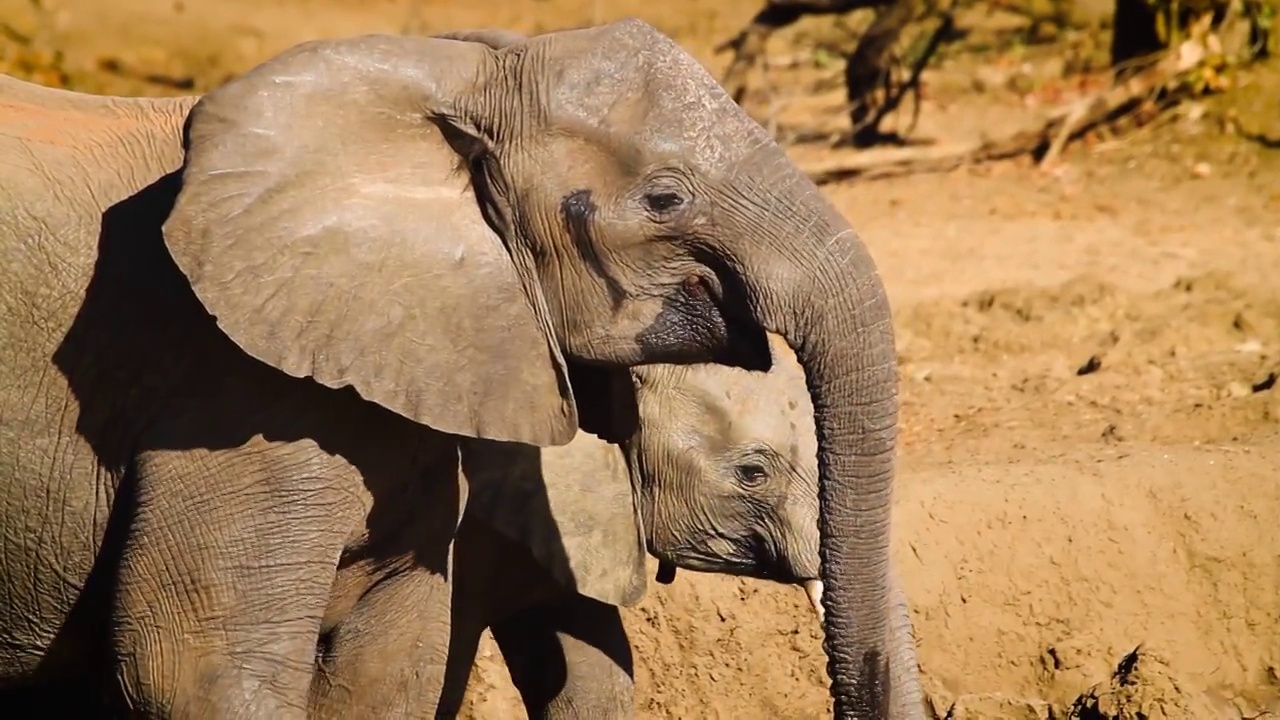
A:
[[3, 0, 1279, 717]]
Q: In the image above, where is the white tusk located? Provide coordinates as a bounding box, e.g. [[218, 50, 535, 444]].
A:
[[803, 579, 825, 622]]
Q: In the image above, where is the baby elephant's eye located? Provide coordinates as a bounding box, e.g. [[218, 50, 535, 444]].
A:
[[734, 463, 769, 488], [644, 191, 685, 214]]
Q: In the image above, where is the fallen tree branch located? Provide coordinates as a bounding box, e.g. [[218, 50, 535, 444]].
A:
[[798, 50, 1185, 184], [796, 141, 982, 181], [95, 57, 196, 90]]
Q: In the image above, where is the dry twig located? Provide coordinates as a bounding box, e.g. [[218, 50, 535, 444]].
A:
[[849, 12, 955, 144], [799, 50, 1185, 184], [94, 57, 195, 90]]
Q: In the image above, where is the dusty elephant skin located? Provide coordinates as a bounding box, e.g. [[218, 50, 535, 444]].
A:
[[441, 334, 924, 720], [0, 18, 903, 719]]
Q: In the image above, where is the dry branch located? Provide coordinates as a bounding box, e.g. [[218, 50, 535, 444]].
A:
[[798, 51, 1186, 184], [94, 57, 195, 90]]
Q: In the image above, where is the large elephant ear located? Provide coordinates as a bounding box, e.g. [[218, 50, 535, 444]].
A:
[[161, 35, 578, 447], [460, 433, 648, 607]]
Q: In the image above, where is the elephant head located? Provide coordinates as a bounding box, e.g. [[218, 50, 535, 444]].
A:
[[629, 333, 822, 600], [466, 333, 823, 605], [160, 20, 898, 715]]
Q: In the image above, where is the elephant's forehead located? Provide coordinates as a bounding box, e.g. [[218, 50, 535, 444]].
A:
[[536, 19, 774, 170], [721, 388, 815, 457], [683, 372, 817, 466]]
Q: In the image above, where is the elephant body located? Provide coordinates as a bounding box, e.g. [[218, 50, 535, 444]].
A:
[[1, 19, 909, 719], [0, 80, 195, 698], [1, 76, 476, 716]]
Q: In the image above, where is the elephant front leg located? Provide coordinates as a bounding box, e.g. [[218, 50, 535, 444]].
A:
[[309, 566, 455, 718], [491, 594, 635, 720], [111, 446, 360, 719], [309, 463, 465, 719]]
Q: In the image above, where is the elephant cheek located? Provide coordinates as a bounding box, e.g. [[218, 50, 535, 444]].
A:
[[633, 281, 770, 371]]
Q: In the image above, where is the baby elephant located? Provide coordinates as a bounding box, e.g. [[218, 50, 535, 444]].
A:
[[441, 335, 925, 719]]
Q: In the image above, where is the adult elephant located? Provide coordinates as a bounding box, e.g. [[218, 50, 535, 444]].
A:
[[0, 18, 902, 719], [433, 334, 924, 719]]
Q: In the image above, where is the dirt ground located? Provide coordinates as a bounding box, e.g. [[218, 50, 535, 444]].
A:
[[4, 0, 1279, 717]]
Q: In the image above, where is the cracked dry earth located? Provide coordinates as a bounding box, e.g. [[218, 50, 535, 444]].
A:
[[2, 0, 1278, 716]]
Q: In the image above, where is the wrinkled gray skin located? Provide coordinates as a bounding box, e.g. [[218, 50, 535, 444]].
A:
[[441, 334, 924, 719], [0, 19, 904, 718]]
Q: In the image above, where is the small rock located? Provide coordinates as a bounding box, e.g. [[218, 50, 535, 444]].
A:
[[1191, 162, 1212, 178], [1265, 398, 1280, 422], [1076, 355, 1103, 376], [1008, 71, 1038, 96], [1252, 372, 1277, 393], [1227, 381, 1252, 398], [1028, 20, 1060, 43], [1176, 37, 1208, 72]]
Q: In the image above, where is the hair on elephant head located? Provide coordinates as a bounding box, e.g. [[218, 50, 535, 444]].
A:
[[161, 20, 901, 715]]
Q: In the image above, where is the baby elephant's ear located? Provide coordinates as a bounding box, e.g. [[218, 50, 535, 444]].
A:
[[460, 435, 648, 607], [161, 34, 577, 447]]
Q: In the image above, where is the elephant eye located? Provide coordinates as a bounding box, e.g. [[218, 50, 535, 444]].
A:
[[644, 191, 685, 214], [734, 463, 769, 489]]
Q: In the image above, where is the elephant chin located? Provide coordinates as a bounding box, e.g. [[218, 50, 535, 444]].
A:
[[803, 579, 825, 622]]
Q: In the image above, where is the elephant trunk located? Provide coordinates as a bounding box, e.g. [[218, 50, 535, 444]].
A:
[[738, 170, 898, 718]]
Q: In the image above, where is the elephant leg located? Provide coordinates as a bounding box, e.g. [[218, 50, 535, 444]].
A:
[[430, 603, 484, 720], [112, 446, 359, 719], [310, 466, 465, 718], [431, 520, 509, 719], [490, 594, 634, 720], [310, 569, 455, 719], [433, 516, 569, 719], [887, 572, 926, 720]]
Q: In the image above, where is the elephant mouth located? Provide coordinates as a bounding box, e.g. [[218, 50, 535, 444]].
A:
[[654, 549, 823, 621]]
